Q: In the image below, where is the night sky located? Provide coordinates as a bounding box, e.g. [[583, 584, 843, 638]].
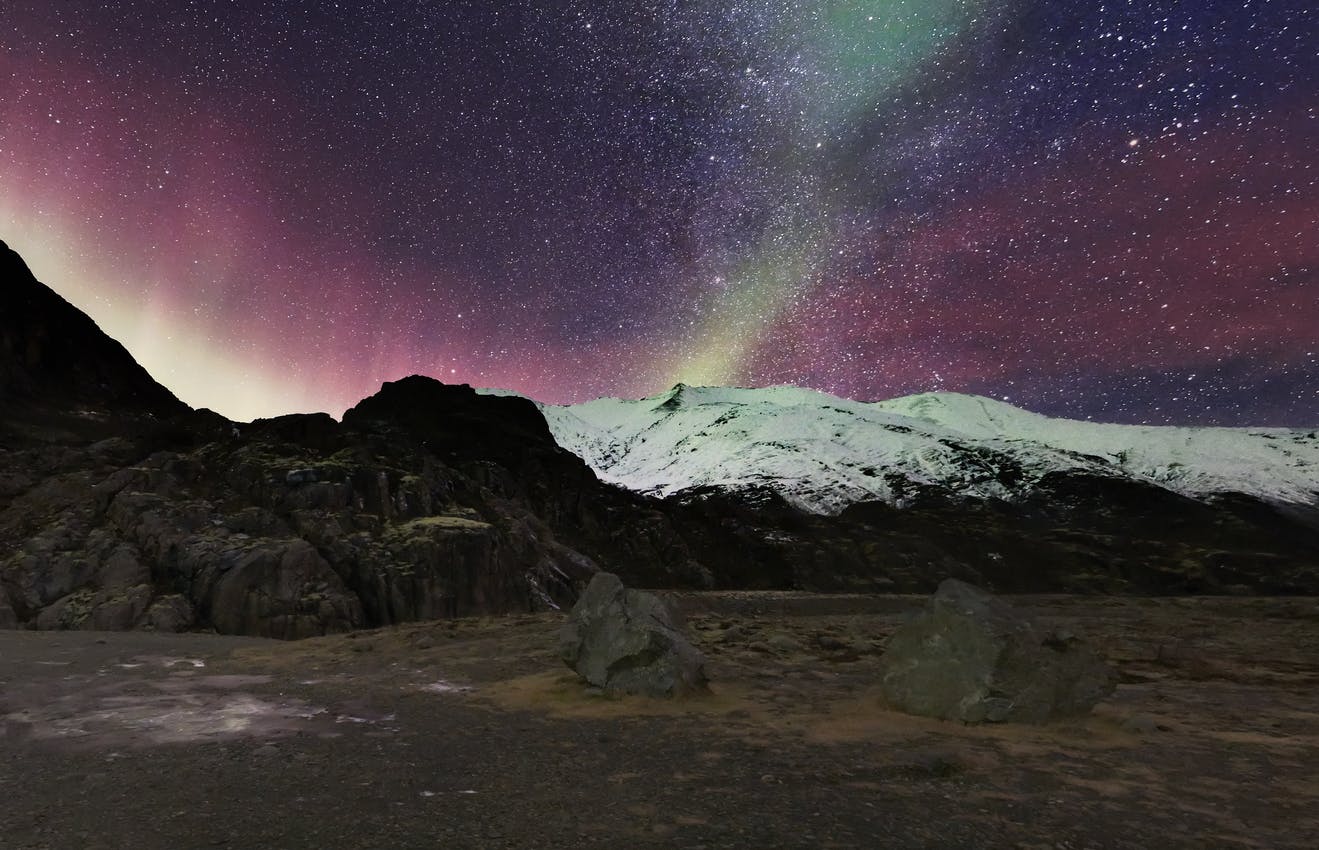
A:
[[2, 1, 1315, 425]]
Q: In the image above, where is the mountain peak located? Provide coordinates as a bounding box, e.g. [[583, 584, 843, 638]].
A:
[[343, 373, 556, 462], [0, 238, 189, 429], [872, 392, 1044, 436], [654, 382, 691, 411]]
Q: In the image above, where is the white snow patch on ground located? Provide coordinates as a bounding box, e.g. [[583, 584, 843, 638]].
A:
[[6, 687, 325, 746], [417, 680, 473, 694]]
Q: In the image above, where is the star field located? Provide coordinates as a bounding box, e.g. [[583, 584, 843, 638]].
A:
[[2, 1, 1315, 424]]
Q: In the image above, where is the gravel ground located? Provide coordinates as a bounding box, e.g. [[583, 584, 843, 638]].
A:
[[3, 594, 1318, 849]]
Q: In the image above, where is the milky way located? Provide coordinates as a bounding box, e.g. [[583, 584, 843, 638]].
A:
[[2, 1, 1315, 424]]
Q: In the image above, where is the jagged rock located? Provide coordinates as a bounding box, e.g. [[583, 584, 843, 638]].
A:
[[0, 241, 702, 636], [559, 572, 708, 697], [87, 584, 154, 630], [204, 538, 362, 639], [143, 594, 194, 632], [878, 579, 1114, 723]]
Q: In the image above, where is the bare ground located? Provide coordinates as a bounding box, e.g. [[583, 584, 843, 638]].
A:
[[2, 594, 1317, 849]]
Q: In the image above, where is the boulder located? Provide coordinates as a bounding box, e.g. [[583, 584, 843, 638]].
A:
[[559, 572, 708, 697], [204, 539, 363, 639], [878, 579, 1113, 723], [143, 594, 194, 632]]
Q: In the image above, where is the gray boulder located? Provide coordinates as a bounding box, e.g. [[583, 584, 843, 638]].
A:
[[559, 572, 708, 697], [878, 579, 1113, 723]]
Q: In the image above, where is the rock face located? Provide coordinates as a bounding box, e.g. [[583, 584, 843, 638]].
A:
[[878, 579, 1114, 723], [0, 383, 711, 637], [559, 572, 708, 697], [0, 241, 709, 637]]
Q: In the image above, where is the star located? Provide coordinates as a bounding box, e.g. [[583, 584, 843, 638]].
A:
[[0, 0, 1312, 426]]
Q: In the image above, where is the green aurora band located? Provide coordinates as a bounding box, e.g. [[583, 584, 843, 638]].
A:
[[663, 0, 993, 387]]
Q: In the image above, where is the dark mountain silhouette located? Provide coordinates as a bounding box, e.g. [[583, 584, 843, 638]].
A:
[[1, 240, 187, 432]]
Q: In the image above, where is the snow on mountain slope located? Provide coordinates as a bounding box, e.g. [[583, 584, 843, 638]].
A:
[[482, 384, 1319, 515]]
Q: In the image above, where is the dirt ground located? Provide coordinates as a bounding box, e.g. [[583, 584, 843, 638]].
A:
[[3, 593, 1317, 849]]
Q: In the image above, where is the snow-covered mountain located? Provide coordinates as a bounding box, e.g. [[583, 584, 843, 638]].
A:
[[487, 384, 1319, 516]]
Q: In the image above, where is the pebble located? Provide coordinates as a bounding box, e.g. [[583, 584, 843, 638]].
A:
[[717, 625, 744, 643], [1120, 714, 1162, 735], [815, 634, 851, 651]]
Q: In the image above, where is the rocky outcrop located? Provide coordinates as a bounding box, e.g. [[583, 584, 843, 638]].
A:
[[877, 579, 1114, 723], [0, 371, 729, 637], [559, 572, 708, 697], [0, 404, 660, 637], [0, 240, 716, 636]]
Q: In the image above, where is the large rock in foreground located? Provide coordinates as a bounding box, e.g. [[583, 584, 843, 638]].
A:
[[878, 579, 1114, 723], [559, 573, 708, 697]]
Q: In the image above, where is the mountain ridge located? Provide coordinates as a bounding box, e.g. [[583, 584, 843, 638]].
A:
[[477, 384, 1319, 516], [0, 238, 189, 434]]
